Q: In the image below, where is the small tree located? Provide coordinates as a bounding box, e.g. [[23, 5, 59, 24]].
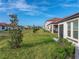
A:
[[32, 25, 36, 33], [8, 14, 23, 48]]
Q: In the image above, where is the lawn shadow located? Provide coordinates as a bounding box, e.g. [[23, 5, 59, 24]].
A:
[[22, 39, 54, 48]]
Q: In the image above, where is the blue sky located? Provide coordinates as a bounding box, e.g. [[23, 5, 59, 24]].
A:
[[0, 0, 79, 26]]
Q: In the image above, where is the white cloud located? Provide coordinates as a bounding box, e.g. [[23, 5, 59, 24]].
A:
[[10, 0, 52, 16], [0, 0, 37, 11], [0, 0, 56, 17], [61, 3, 79, 7], [59, 0, 79, 8], [0, 3, 9, 11], [8, 0, 39, 12]]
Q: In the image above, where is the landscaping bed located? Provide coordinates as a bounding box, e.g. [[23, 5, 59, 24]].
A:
[[0, 29, 75, 59]]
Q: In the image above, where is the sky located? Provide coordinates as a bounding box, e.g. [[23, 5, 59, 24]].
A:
[[0, 0, 79, 26]]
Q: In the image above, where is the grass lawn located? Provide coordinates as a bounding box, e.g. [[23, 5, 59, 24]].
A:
[[0, 29, 74, 59]]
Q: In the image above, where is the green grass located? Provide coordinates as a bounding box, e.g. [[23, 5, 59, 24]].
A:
[[0, 29, 74, 59]]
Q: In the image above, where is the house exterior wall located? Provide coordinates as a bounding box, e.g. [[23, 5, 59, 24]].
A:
[[0, 26, 6, 31], [46, 24, 49, 31], [58, 18, 79, 44], [44, 22, 51, 31], [0, 26, 2, 30], [47, 25, 50, 31], [47, 24, 59, 33], [44, 18, 63, 33], [51, 24, 54, 33], [49, 24, 53, 32], [44, 23, 55, 33], [44, 24, 52, 32], [63, 22, 67, 38], [0, 26, 14, 31]]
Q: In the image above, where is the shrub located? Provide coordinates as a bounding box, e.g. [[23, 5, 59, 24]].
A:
[[32, 25, 40, 33], [58, 38, 75, 59]]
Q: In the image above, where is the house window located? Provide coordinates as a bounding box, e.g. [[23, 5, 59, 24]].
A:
[[54, 25, 58, 33], [73, 20, 78, 39], [2, 26, 5, 29], [67, 22, 71, 37]]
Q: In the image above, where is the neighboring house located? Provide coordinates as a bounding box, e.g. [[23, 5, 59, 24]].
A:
[[0, 23, 8, 31], [58, 13, 79, 44], [0, 23, 14, 31], [44, 18, 63, 33]]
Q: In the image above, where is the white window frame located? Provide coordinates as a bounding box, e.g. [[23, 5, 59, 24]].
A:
[[66, 19, 78, 42], [78, 19, 79, 43]]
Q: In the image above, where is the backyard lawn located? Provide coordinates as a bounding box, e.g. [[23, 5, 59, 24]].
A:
[[0, 29, 74, 59]]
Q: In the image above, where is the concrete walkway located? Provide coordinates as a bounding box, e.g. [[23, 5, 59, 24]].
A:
[[75, 44, 79, 59]]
